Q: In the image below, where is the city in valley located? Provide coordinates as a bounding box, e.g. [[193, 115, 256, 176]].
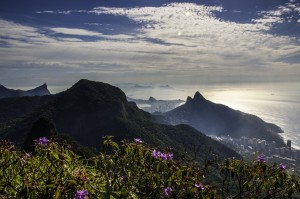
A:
[[211, 135, 300, 174]]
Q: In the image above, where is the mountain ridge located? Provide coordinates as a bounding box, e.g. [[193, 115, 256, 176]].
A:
[[0, 83, 51, 99], [0, 80, 240, 161], [157, 91, 285, 147]]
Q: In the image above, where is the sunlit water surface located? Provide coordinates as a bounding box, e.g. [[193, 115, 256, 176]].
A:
[[123, 82, 300, 149]]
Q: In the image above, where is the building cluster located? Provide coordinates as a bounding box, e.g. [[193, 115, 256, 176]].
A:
[[211, 135, 300, 161], [238, 136, 300, 160]]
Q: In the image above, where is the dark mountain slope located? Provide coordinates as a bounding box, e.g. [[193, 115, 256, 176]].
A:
[[0, 80, 240, 161], [158, 91, 285, 146], [0, 95, 55, 123], [0, 83, 51, 99]]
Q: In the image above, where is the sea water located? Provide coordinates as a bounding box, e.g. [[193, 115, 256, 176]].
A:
[[123, 82, 300, 149]]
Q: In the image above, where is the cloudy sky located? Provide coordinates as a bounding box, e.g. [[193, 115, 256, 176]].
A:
[[0, 0, 299, 92]]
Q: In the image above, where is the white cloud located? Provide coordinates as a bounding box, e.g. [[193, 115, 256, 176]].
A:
[[0, 19, 44, 40], [89, 3, 299, 66], [58, 38, 83, 42], [0, 3, 300, 86], [50, 27, 102, 36], [48, 27, 136, 40], [254, 1, 300, 26], [36, 10, 72, 14]]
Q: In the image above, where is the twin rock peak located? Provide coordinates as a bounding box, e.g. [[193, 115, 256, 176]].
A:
[[186, 91, 206, 105]]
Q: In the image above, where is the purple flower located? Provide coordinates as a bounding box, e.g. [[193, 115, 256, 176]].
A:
[[278, 163, 286, 171], [160, 153, 167, 160], [134, 138, 143, 143], [256, 155, 265, 163], [160, 152, 173, 160], [165, 152, 173, 160], [152, 150, 173, 160], [152, 149, 160, 158], [73, 190, 88, 199], [195, 183, 205, 190], [38, 137, 49, 146], [164, 187, 173, 196]]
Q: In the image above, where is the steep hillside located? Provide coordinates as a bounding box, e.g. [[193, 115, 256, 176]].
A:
[[0, 95, 55, 123], [0, 80, 240, 161], [158, 91, 285, 146]]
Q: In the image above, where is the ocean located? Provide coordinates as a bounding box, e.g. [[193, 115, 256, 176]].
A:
[[122, 82, 300, 149]]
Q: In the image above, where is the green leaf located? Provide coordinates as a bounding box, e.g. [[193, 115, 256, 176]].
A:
[[51, 152, 59, 160], [110, 141, 119, 150], [54, 188, 60, 199]]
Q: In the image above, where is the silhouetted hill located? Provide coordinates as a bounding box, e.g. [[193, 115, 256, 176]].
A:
[[158, 91, 285, 146], [0, 80, 240, 161], [0, 84, 51, 99]]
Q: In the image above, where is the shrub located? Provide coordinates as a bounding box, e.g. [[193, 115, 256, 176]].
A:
[[0, 137, 299, 198], [219, 156, 300, 198]]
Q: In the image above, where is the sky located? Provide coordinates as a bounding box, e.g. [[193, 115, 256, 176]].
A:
[[0, 0, 299, 92]]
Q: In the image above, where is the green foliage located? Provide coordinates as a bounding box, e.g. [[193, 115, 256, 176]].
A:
[[90, 136, 215, 198], [0, 139, 81, 198], [219, 157, 300, 198], [0, 137, 299, 199]]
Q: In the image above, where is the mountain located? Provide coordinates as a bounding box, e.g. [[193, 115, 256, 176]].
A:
[[0, 84, 51, 99], [0, 80, 240, 161], [157, 91, 285, 147]]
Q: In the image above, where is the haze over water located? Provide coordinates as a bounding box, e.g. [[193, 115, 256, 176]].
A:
[[122, 82, 300, 149]]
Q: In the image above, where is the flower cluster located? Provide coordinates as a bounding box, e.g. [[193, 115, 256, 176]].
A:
[[73, 190, 88, 199], [256, 155, 287, 171], [38, 137, 49, 146], [278, 163, 287, 171], [195, 183, 205, 190], [164, 187, 173, 196], [256, 155, 265, 163], [152, 149, 173, 160]]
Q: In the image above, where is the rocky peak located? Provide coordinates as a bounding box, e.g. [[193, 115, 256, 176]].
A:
[[193, 91, 206, 102], [34, 83, 48, 90], [41, 83, 48, 89], [30, 83, 51, 95], [185, 96, 193, 105]]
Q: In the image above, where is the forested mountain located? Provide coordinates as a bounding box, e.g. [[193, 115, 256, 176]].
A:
[[0, 79, 240, 161]]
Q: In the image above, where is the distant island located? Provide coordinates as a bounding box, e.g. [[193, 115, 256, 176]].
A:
[[127, 96, 184, 113]]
